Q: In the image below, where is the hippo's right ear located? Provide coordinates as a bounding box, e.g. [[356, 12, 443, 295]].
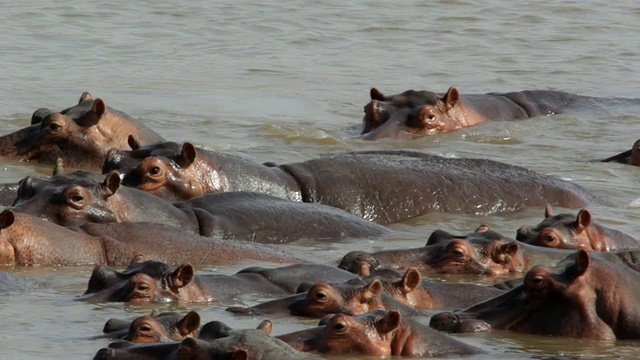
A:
[[229, 349, 249, 360], [575, 209, 592, 231], [256, 320, 273, 334], [442, 86, 460, 111], [376, 310, 401, 334], [83, 98, 107, 126], [177, 311, 201, 337], [362, 279, 383, 298], [169, 263, 195, 291], [574, 249, 591, 277], [0, 210, 15, 229], [475, 224, 491, 233], [545, 204, 554, 218], [177, 143, 197, 167], [127, 135, 141, 150], [370, 87, 386, 101], [79, 91, 93, 103], [400, 268, 421, 293], [101, 171, 122, 199], [499, 242, 520, 257]]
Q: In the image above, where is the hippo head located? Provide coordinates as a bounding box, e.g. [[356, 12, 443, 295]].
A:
[[361, 86, 464, 140], [80, 256, 214, 303], [304, 310, 398, 356], [516, 205, 597, 250], [101, 137, 183, 174], [289, 279, 385, 318], [11, 171, 122, 226], [123, 311, 201, 343], [377, 268, 425, 309]]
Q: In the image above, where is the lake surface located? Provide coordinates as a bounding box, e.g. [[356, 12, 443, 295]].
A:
[[1, 0, 640, 358]]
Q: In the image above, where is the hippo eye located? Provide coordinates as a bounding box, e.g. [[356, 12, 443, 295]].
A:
[[71, 194, 84, 203], [452, 248, 465, 257], [332, 322, 346, 332], [426, 114, 436, 122], [314, 291, 327, 302], [49, 123, 62, 131], [139, 324, 152, 332], [544, 235, 556, 244], [137, 283, 150, 291], [148, 166, 161, 176]]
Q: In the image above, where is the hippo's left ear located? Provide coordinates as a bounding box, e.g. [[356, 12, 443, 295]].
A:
[[101, 171, 122, 199], [177, 311, 201, 337], [78, 91, 93, 103], [475, 224, 491, 233], [574, 249, 591, 277], [0, 210, 15, 229], [400, 268, 421, 293], [177, 337, 202, 358], [362, 279, 383, 298], [499, 242, 520, 257], [229, 349, 249, 360], [177, 143, 197, 167], [370, 87, 386, 101], [83, 98, 107, 126], [256, 320, 273, 335], [376, 310, 401, 334], [574, 209, 592, 231], [425, 229, 456, 246], [127, 135, 141, 150], [442, 86, 460, 111], [169, 263, 195, 291]]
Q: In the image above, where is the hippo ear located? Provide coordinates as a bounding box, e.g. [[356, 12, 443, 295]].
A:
[[83, 98, 107, 126], [256, 320, 273, 335], [475, 224, 491, 233], [499, 242, 520, 257], [170, 263, 195, 290], [425, 229, 456, 246], [376, 310, 401, 334], [177, 337, 201, 358], [229, 349, 249, 360], [101, 171, 122, 199], [127, 135, 141, 150], [79, 91, 93, 103], [442, 86, 460, 110], [575, 209, 592, 231], [362, 279, 383, 299], [128, 254, 146, 266], [574, 249, 591, 277], [178, 143, 197, 167], [198, 321, 232, 340], [0, 210, 15, 229], [370, 87, 386, 101], [177, 311, 201, 336], [400, 268, 421, 293], [545, 204, 554, 218]]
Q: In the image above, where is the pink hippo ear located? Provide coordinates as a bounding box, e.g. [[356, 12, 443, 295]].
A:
[[362, 279, 383, 299], [400, 268, 421, 293], [499, 242, 520, 257], [475, 224, 491, 233], [83, 98, 107, 126], [128, 254, 146, 266], [574, 249, 591, 277], [229, 349, 249, 360], [177, 311, 201, 336], [170, 263, 195, 290], [574, 209, 592, 232], [376, 310, 401, 334], [127, 135, 141, 150], [370, 87, 386, 101], [544, 204, 554, 218], [0, 210, 16, 229], [100, 171, 122, 200], [177, 143, 197, 168], [78, 91, 93, 103], [442, 86, 460, 111], [257, 320, 273, 335]]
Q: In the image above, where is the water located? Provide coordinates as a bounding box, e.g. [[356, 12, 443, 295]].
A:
[[1, 0, 639, 358]]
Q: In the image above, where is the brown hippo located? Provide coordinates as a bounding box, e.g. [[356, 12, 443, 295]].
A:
[[103, 145, 603, 224], [361, 86, 640, 139], [0, 92, 164, 169], [430, 250, 640, 340], [339, 227, 640, 278], [601, 139, 640, 166], [516, 204, 640, 251], [278, 310, 483, 357], [81, 259, 357, 304], [0, 210, 303, 266], [11, 171, 390, 243], [100, 311, 201, 343], [226, 278, 422, 318]]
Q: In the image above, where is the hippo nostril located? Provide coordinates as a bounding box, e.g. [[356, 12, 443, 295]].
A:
[[515, 226, 529, 240]]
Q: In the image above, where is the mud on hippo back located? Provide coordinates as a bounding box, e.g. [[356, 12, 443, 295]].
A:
[[361, 86, 640, 139], [0, 92, 164, 169]]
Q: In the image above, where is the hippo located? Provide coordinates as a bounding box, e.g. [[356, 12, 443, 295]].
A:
[[360, 86, 640, 139], [339, 226, 640, 278], [103, 144, 602, 224], [11, 171, 390, 243], [516, 204, 640, 251], [0, 210, 303, 266], [100, 311, 201, 343], [93, 320, 317, 360], [81, 259, 357, 304], [601, 139, 640, 166], [0, 92, 164, 169], [226, 278, 421, 318], [430, 250, 640, 340], [278, 309, 482, 357]]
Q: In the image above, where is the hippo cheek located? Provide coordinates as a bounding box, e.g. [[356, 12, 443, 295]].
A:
[[0, 125, 40, 158], [0, 239, 15, 265]]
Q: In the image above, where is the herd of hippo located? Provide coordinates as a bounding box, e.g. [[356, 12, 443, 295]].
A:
[[2, 89, 640, 359]]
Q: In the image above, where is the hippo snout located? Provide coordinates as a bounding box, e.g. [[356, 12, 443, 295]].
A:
[[515, 225, 529, 241], [337, 251, 380, 276], [93, 347, 117, 360], [429, 312, 460, 332]]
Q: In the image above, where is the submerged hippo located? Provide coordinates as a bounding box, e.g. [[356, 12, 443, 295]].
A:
[[361, 86, 640, 139], [11, 171, 390, 243], [81, 259, 356, 304], [516, 205, 640, 251], [0, 210, 303, 266], [103, 144, 602, 224], [601, 139, 640, 166], [278, 309, 482, 357], [100, 311, 201, 343], [430, 250, 640, 340], [0, 92, 164, 169]]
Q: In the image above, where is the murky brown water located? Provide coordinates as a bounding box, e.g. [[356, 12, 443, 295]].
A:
[[1, 0, 640, 358]]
